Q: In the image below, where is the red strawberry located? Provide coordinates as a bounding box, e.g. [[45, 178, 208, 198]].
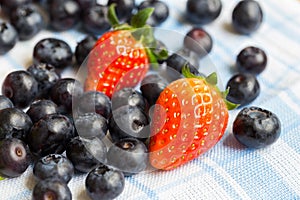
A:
[[84, 5, 165, 98], [149, 69, 236, 170]]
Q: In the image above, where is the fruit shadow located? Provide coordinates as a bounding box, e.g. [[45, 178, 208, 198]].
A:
[[223, 22, 241, 36], [222, 133, 247, 150], [25, 171, 37, 190], [77, 189, 90, 200]]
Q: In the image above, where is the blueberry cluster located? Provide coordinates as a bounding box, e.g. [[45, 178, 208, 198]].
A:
[[0, 0, 170, 55], [0, 0, 282, 199]]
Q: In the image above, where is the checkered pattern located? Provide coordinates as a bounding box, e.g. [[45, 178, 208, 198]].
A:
[[1, 0, 300, 199]]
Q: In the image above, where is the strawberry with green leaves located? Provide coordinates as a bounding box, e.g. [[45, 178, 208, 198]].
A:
[[84, 4, 167, 98], [149, 68, 237, 170]]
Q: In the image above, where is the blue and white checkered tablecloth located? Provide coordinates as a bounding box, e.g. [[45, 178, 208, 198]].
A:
[[1, 0, 300, 199]]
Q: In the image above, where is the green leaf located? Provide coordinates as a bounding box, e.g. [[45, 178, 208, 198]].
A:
[[225, 99, 240, 110], [130, 8, 154, 28], [182, 65, 198, 78], [205, 72, 217, 85], [0, 176, 4, 181], [153, 48, 168, 60], [108, 3, 120, 27], [131, 25, 155, 45], [145, 47, 159, 69]]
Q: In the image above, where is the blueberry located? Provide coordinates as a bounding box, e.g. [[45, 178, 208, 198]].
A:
[[9, 4, 44, 40], [140, 74, 168, 106], [108, 0, 135, 22], [186, 0, 222, 25], [138, 0, 169, 26], [48, 0, 81, 31], [75, 91, 112, 119], [32, 178, 72, 200], [232, 0, 263, 34], [0, 95, 14, 110], [166, 48, 200, 80], [226, 73, 260, 107], [109, 105, 150, 142], [107, 137, 148, 175], [233, 107, 281, 148], [82, 4, 111, 35], [50, 78, 83, 113], [75, 0, 96, 10], [33, 154, 74, 183], [0, 138, 31, 178], [27, 63, 60, 99], [26, 100, 58, 123], [33, 38, 73, 70], [0, 0, 32, 11], [112, 87, 147, 112], [237, 46, 267, 75], [26, 114, 74, 157], [0, 108, 33, 141], [0, 21, 19, 55], [2, 70, 38, 108], [85, 164, 125, 200], [184, 27, 213, 58], [75, 35, 97, 65], [66, 136, 106, 173], [74, 113, 108, 139]]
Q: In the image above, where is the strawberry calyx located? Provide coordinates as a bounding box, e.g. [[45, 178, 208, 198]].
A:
[[182, 66, 239, 110], [0, 176, 4, 180], [107, 4, 168, 69]]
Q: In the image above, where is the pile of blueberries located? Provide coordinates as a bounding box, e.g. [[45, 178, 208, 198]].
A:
[[0, 0, 281, 199]]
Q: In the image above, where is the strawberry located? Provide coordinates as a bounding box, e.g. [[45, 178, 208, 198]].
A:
[[84, 4, 167, 98], [149, 68, 237, 170]]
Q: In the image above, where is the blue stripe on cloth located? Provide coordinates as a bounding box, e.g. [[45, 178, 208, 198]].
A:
[[127, 175, 160, 199]]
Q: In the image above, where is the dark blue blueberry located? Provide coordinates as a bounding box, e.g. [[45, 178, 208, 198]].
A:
[[75, 91, 112, 119], [27, 63, 60, 99], [26, 99, 58, 123], [138, 0, 169, 26], [226, 73, 260, 107], [0, 0, 32, 11], [26, 114, 74, 157], [184, 27, 213, 58], [237, 46, 267, 75], [75, 35, 97, 65], [166, 48, 200, 81], [140, 74, 168, 106], [112, 87, 147, 112], [32, 178, 72, 200], [0, 108, 33, 141], [75, 0, 96, 10], [50, 78, 83, 113], [186, 0, 222, 25], [85, 164, 125, 200], [109, 105, 150, 142], [233, 107, 281, 148], [0, 95, 14, 110], [2, 70, 38, 109], [0, 21, 19, 55], [0, 138, 31, 178], [74, 113, 108, 139], [232, 0, 263, 35], [33, 38, 73, 70], [33, 154, 74, 183], [9, 4, 44, 40], [108, 0, 135, 22], [82, 4, 111, 35], [48, 0, 81, 31], [107, 137, 148, 175], [66, 136, 106, 173]]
